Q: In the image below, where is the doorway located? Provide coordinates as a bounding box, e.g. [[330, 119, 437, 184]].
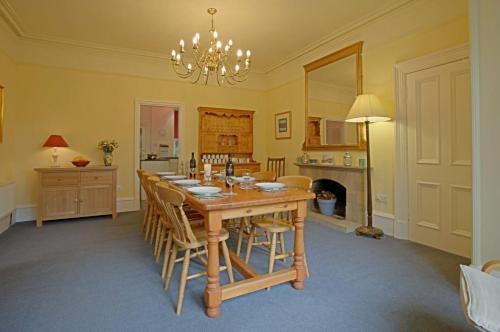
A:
[[134, 100, 184, 208]]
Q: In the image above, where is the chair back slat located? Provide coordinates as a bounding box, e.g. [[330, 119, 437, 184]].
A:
[[156, 183, 198, 246], [267, 157, 285, 178]]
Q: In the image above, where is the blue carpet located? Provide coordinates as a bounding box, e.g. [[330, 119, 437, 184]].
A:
[[0, 211, 473, 332]]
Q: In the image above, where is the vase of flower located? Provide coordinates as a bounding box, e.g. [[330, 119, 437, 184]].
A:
[[98, 140, 119, 167]]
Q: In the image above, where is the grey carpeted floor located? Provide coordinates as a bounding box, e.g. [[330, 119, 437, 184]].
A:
[[0, 211, 473, 332]]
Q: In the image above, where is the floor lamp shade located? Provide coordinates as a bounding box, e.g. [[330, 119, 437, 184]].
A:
[[346, 94, 390, 238]]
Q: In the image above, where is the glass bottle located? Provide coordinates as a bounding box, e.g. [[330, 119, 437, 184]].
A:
[[189, 152, 197, 178], [225, 153, 234, 187]]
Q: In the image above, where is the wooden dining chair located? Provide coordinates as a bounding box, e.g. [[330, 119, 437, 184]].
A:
[[267, 157, 285, 178], [156, 184, 234, 315], [139, 171, 157, 241], [146, 176, 165, 259], [245, 176, 312, 283], [234, 168, 252, 176], [136, 169, 148, 231], [251, 171, 277, 182]]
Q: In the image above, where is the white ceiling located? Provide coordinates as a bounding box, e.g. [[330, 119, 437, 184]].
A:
[[2, 0, 406, 72]]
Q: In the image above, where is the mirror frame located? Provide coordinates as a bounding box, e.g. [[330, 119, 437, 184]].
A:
[[303, 41, 366, 151]]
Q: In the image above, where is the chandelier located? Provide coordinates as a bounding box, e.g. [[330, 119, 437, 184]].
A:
[[170, 8, 251, 85]]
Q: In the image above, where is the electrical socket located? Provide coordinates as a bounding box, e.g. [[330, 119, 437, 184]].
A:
[[376, 194, 388, 204]]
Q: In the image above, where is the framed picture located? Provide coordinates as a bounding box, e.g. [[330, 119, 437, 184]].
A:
[[0, 85, 4, 144], [275, 111, 291, 139]]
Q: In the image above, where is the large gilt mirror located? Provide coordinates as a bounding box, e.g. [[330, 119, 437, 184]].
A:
[[304, 42, 365, 150]]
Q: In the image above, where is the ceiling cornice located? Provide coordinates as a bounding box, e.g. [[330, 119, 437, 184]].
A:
[[261, 0, 414, 74], [0, 0, 415, 76]]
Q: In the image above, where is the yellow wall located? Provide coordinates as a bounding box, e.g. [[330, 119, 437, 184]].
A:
[[0, 50, 17, 181], [265, 15, 469, 215], [9, 63, 267, 206]]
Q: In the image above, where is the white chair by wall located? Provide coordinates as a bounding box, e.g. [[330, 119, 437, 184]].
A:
[[460, 260, 500, 332]]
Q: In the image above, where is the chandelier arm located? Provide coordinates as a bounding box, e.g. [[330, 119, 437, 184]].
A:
[[172, 63, 195, 79], [192, 67, 204, 84]]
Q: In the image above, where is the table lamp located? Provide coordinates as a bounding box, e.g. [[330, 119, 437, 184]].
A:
[[346, 94, 390, 238], [43, 134, 69, 167]]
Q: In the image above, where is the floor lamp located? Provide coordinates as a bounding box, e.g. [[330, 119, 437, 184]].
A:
[[346, 94, 390, 239]]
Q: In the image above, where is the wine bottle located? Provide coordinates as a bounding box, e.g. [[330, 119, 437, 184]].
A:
[[189, 152, 197, 178], [225, 153, 234, 187]]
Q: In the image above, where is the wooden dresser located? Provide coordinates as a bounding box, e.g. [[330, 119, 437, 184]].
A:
[[34, 166, 117, 227], [198, 107, 260, 173]]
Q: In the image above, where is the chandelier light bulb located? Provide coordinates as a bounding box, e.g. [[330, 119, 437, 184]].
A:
[[216, 41, 222, 49], [204, 67, 208, 75], [235, 64, 240, 72], [228, 39, 233, 46], [246, 50, 251, 58], [237, 49, 243, 58], [192, 36, 198, 45], [179, 39, 184, 47], [171, 50, 176, 59], [208, 47, 213, 53], [213, 30, 218, 39], [187, 63, 192, 71], [195, 32, 200, 40], [224, 45, 230, 52], [221, 66, 226, 76], [176, 53, 181, 62]]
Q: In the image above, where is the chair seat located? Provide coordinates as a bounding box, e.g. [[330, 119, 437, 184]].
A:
[[251, 217, 293, 233], [173, 227, 230, 249], [460, 265, 500, 332]]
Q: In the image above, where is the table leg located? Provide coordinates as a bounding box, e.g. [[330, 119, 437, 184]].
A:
[[204, 211, 222, 318], [293, 200, 307, 290]]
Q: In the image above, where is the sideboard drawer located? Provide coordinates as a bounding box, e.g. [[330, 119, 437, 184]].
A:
[[42, 173, 80, 186], [81, 171, 113, 185]]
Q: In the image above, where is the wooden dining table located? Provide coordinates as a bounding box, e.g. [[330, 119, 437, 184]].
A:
[[173, 176, 315, 318]]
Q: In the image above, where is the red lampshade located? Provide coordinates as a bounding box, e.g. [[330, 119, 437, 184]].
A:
[[43, 135, 69, 148]]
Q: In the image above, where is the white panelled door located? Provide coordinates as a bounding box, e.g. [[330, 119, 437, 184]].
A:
[[407, 59, 472, 257]]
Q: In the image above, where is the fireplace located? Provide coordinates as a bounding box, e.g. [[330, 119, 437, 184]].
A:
[[296, 163, 366, 232], [311, 179, 346, 219]]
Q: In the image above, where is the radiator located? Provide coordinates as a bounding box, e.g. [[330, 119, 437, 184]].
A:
[[0, 181, 15, 234]]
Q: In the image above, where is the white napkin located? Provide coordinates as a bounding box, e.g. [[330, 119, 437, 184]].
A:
[[460, 264, 500, 332]]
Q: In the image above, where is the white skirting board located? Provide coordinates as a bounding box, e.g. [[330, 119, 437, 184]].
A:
[[13, 197, 138, 223], [372, 211, 396, 237], [0, 181, 15, 234]]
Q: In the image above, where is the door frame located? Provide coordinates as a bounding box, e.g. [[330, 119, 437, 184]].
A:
[[393, 44, 469, 241], [134, 100, 185, 210]]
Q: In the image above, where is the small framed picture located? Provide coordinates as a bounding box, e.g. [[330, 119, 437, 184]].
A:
[[275, 111, 291, 139]]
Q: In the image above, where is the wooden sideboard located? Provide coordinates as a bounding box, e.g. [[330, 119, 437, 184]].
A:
[[34, 166, 117, 227], [198, 107, 260, 173]]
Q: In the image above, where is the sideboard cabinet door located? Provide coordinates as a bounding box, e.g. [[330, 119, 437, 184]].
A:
[[42, 187, 79, 220]]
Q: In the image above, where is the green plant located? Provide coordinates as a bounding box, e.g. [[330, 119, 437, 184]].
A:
[[317, 190, 336, 200], [97, 140, 119, 153]]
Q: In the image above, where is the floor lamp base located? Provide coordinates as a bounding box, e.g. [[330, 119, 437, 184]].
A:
[[355, 225, 384, 239]]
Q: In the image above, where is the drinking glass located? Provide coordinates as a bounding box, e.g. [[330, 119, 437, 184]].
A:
[[226, 176, 237, 196]]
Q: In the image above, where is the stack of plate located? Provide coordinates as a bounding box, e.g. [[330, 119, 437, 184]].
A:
[[187, 186, 222, 199], [255, 182, 286, 192]]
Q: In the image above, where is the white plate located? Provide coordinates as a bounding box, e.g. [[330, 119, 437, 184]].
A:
[[156, 171, 176, 176], [255, 182, 285, 191], [163, 175, 187, 180], [187, 186, 222, 195], [172, 179, 201, 186]]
